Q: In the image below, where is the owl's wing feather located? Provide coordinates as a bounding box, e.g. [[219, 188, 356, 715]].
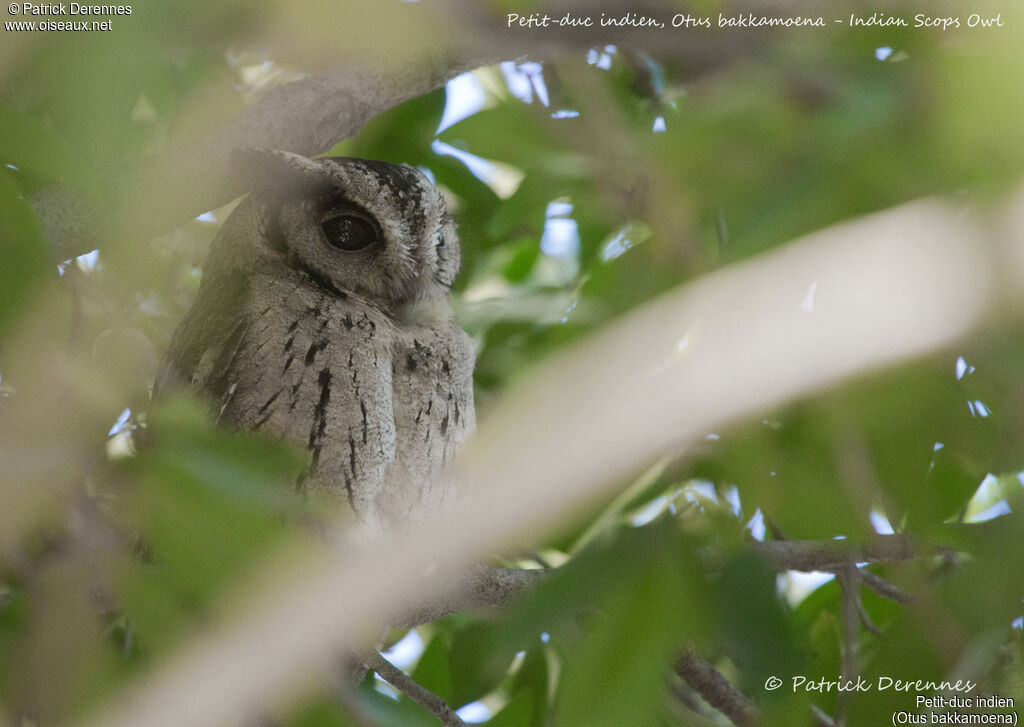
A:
[[152, 267, 250, 399], [382, 320, 475, 526]]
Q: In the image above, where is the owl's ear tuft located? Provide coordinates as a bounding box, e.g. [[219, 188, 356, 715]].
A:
[[229, 148, 328, 198]]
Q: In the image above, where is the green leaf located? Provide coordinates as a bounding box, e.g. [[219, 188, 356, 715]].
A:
[[411, 631, 454, 706], [448, 620, 520, 707], [339, 88, 445, 164], [286, 695, 359, 727], [551, 521, 696, 727], [714, 550, 805, 693], [0, 107, 86, 185], [356, 681, 439, 727], [439, 104, 556, 170], [487, 691, 534, 727], [501, 238, 542, 283], [553, 545, 686, 727], [114, 397, 305, 652], [0, 170, 49, 342], [506, 646, 549, 727]]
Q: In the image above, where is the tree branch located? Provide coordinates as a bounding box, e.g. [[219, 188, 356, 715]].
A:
[[811, 704, 841, 727], [835, 566, 860, 721], [33, 57, 484, 261], [752, 535, 915, 572], [674, 649, 758, 727], [364, 651, 467, 727], [858, 569, 912, 604], [395, 537, 918, 634], [392, 565, 546, 629]]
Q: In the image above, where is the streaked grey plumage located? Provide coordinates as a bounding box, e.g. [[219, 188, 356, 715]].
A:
[[155, 150, 475, 535]]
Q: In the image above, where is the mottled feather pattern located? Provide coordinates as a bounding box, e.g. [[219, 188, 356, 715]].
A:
[[156, 152, 475, 535]]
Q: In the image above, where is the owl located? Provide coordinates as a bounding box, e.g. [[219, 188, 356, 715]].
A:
[[154, 150, 476, 536]]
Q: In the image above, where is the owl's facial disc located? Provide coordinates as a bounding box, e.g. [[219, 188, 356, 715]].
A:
[[246, 153, 462, 310]]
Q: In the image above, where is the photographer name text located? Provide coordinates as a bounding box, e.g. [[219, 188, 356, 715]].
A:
[[790, 675, 982, 693], [10, 3, 131, 15]]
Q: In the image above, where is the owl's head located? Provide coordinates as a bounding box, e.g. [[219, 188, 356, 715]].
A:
[[230, 149, 461, 310]]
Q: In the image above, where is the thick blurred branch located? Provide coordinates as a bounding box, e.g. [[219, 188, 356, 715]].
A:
[[31, 59, 480, 261], [27, 0, 788, 260], [118, 60, 491, 243]]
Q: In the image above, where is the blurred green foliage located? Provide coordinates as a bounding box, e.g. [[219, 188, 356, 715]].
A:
[[2, 2, 1024, 726]]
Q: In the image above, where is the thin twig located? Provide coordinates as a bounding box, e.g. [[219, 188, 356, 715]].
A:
[[811, 704, 840, 727], [364, 652, 467, 727], [858, 570, 912, 603], [529, 551, 554, 570], [854, 591, 882, 636], [666, 682, 724, 727], [674, 649, 758, 727], [840, 567, 882, 636], [764, 516, 790, 541], [835, 566, 860, 724], [669, 679, 708, 716]]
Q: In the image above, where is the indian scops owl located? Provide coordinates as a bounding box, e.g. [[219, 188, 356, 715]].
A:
[[155, 150, 476, 535]]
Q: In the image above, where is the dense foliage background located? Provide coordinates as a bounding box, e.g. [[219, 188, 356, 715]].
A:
[[2, 1, 1024, 725]]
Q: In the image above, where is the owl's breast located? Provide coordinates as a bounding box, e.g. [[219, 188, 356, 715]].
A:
[[172, 271, 474, 533], [215, 276, 398, 526]]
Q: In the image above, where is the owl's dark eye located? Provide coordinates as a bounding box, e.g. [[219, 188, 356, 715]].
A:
[[321, 214, 379, 252]]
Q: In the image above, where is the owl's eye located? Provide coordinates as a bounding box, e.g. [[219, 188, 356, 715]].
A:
[[321, 214, 379, 252]]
